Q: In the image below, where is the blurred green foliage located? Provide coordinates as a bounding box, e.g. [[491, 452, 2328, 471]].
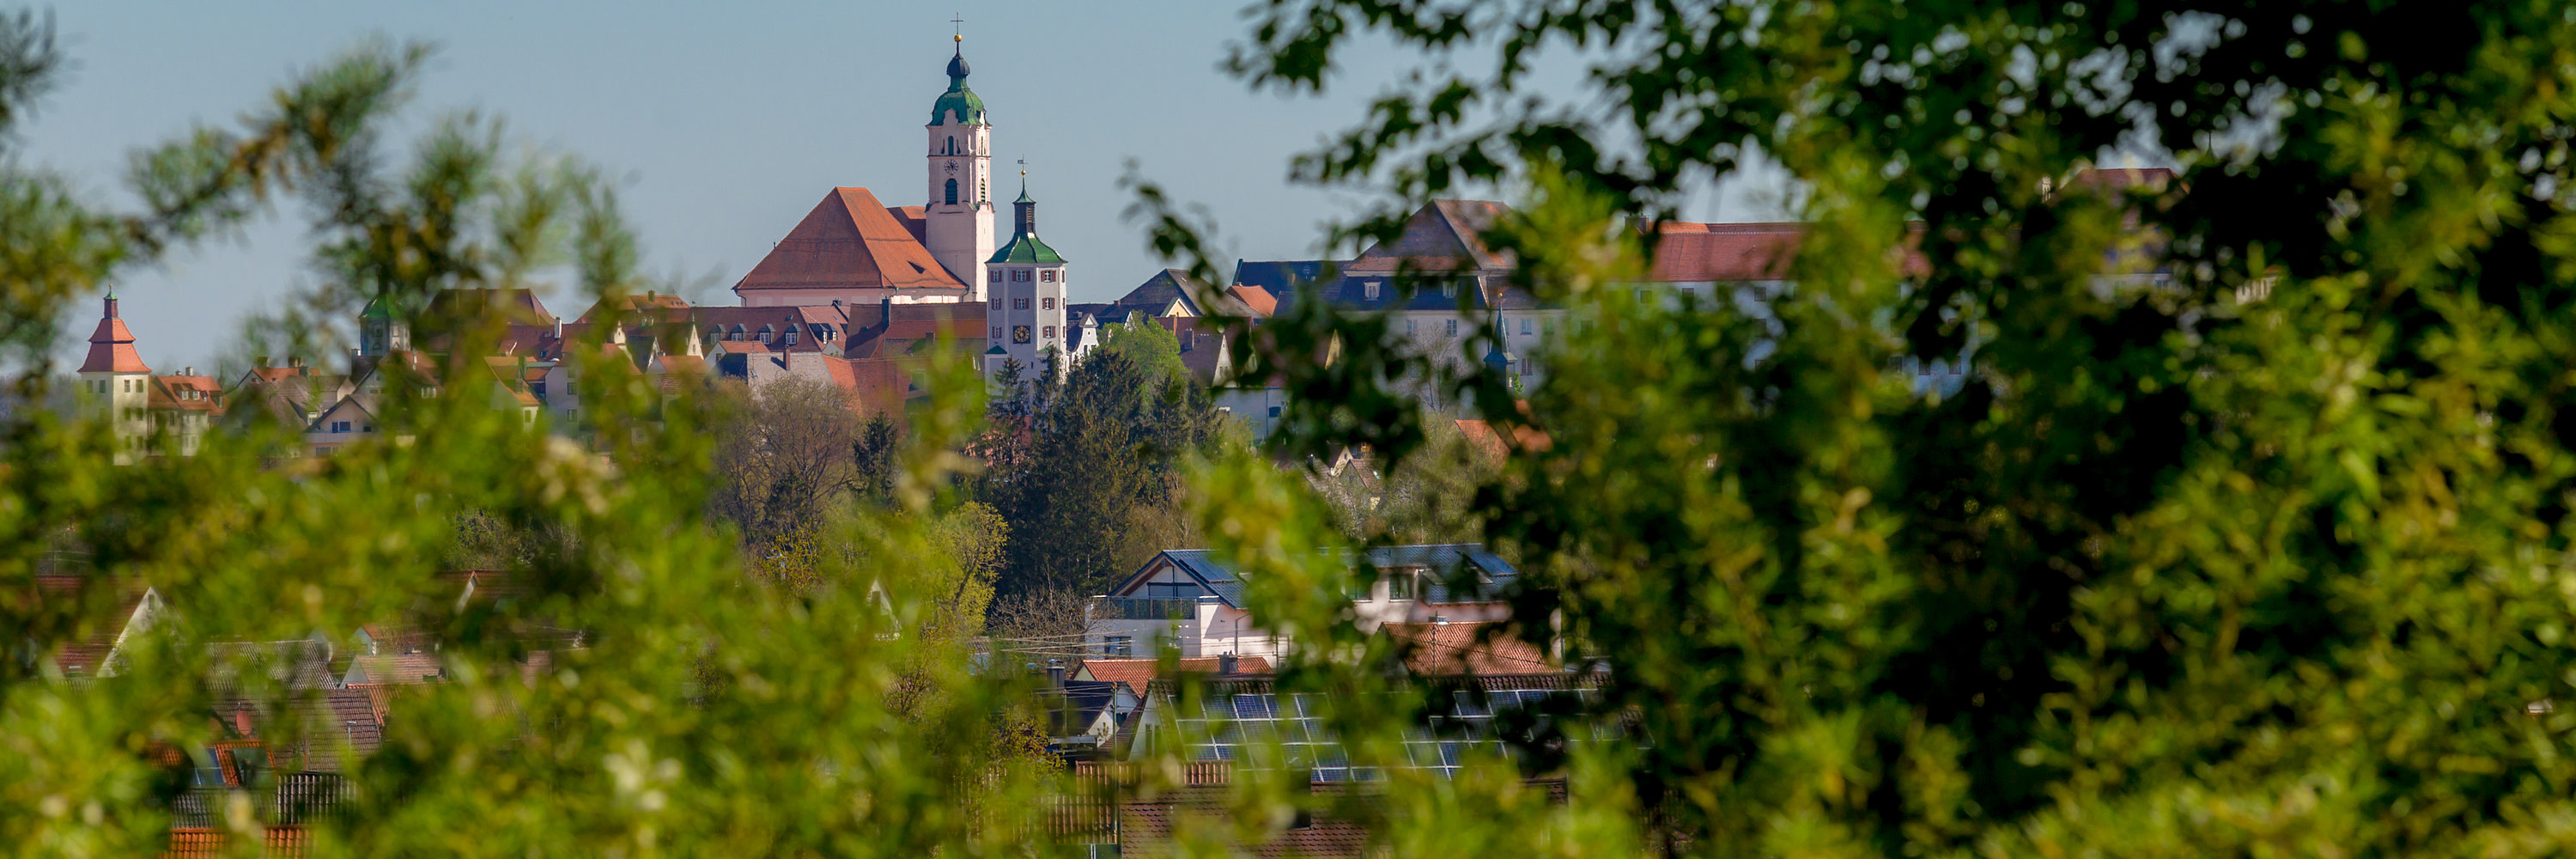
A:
[[14, 0, 2576, 856], [0, 19, 1065, 857], [1160, 0, 2576, 856]]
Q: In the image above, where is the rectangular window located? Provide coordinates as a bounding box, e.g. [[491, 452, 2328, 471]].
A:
[[991, 326, 1003, 339], [1014, 298, 1030, 310], [1042, 326, 1055, 338], [1386, 568, 1418, 600], [990, 270, 1003, 283], [1104, 636, 1133, 658], [1522, 319, 1532, 334], [1041, 271, 1056, 283], [1444, 319, 1458, 338], [331, 421, 351, 433], [1406, 320, 1417, 334], [1042, 297, 1055, 309], [1267, 405, 1281, 417], [991, 297, 1002, 308], [1636, 288, 1649, 302], [1014, 270, 1030, 282], [1144, 582, 1197, 600]]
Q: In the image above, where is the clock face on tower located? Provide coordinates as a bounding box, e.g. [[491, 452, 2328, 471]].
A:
[[1012, 326, 1032, 344], [945, 161, 957, 174]]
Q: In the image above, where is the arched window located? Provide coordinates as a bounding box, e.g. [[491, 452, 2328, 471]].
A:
[[945, 179, 958, 204]]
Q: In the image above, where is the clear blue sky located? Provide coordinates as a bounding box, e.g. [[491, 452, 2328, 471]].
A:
[[24, 2, 1773, 371]]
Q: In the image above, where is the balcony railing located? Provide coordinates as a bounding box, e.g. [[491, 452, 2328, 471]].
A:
[[1092, 597, 1201, 620]]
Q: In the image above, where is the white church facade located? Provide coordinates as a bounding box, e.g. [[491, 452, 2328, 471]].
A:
[[726, 34, 1077, 382]]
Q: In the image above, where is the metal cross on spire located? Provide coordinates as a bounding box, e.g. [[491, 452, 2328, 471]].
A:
[[951, 13, 964, 43]]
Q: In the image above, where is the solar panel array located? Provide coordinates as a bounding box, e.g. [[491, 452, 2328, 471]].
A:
[[1157, 688, 1613, 782]]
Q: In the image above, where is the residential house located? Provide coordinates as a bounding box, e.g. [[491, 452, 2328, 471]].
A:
[[1086, 544, 1518, 661]]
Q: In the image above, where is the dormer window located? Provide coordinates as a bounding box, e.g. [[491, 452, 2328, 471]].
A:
[[1363, 281, 1382, 300]]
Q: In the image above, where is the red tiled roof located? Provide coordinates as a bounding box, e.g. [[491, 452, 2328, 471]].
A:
[[1384, 621, 1557, 675], [1076, 656, 1272, 691], [1645, 222, 1805, 282], [347, 652, 445, 685], [826, 356, 910, 416], [734, 187, 968, 295], [1450, 418, 1551, 462], [1227, 284, 1278, 317], [149, 375, 225, 414], [885, 205, 929, 244], [80, 295, 151, 374]]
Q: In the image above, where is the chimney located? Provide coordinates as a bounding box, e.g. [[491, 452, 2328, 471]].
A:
[[254, 355, 268, 369], [1218, 653, 1239, 676], [1045, 658, 1066, 687], [183, 366, 194, 378]]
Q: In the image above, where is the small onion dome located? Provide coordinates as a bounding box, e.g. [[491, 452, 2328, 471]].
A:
[[930, 45, 986, 125]]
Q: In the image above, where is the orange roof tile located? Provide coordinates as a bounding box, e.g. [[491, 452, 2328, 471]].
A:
[[734, 187, 968, 296], [1384, 621, 1556, 675], [1076, 656, 1271, 691], [79, 295, 151, 374]]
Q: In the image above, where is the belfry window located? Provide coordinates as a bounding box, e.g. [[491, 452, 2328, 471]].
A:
[[945, 179, 959, 205]]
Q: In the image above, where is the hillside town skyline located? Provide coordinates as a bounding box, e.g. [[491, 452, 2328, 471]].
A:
[[27, 5, 1789, 372]]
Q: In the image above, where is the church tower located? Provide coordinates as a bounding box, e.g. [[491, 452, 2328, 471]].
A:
[[926, 34, 996, 302], [76, 293, 153, 463], [984, 173, 1069, 381]]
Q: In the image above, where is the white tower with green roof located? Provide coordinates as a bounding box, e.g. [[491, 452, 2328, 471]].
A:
[[926, 34, 996, 302], [984, 172, 1069, 381]]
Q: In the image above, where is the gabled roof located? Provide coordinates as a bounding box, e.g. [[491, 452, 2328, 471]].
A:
[[734, 187, 969, 295], [574, 292, 691, 324], [1106, 545, 1517, 609], [1342, 199, 1517, 275], [1115, 269, 1207, 315], [424, 288, 556, 327], [1227, 284, 1278, 318]]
